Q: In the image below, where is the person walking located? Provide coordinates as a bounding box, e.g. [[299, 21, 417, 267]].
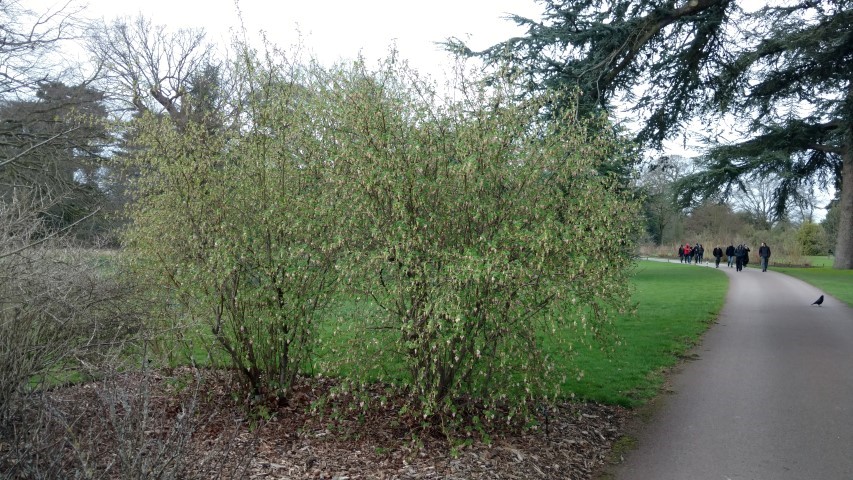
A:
[[713, 246, 723, 268], [726, 244, 735, 268], [683, 243, 692, 264], [758, 242, 771, 272], [696, 244, 704, 264], [735, 244, 745, 272], [678, 244, 684, 263]]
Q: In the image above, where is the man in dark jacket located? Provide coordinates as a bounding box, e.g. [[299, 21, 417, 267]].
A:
[[725, 244, 735, 268], [735, 244, 745, 272], [713, 246, 723, 268], [758, 242, 771, 272]]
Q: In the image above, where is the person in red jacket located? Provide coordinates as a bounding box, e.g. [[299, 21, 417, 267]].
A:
[[683, 243, 692, 264]]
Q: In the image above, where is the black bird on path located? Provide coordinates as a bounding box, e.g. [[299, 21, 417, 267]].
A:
[[812, 295, 824, 306]]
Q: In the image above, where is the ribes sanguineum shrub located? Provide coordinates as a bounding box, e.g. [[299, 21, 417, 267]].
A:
[[124, 54, 342, 400], [125, 48, 641, 418], [322, 59, 641, 420]]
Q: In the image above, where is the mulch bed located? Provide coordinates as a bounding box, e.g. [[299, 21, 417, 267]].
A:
[[3, 369, 630, 479]]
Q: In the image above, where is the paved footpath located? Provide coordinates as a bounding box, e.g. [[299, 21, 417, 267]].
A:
[[610, 261, 853, 480]]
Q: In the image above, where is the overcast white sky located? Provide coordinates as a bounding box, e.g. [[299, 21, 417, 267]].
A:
[[25, 0, 833, 218], [72, 0, 542, 82]]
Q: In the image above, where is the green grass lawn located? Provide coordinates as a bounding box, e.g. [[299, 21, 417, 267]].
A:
[[307, 260, 728, 407], [159, 257, 849, 410], [24, 255, 734, 410], [549, 261, 727, 406], [803, 255, 833, 268], [149, 260, 730, 408], [773, 256, 853, 307]]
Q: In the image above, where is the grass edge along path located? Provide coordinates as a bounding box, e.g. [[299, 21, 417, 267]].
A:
[[551, 260, 728, 407], [772, 257, 853, 307], [169, 259, 729, 410], [310, 260, 728, 409]]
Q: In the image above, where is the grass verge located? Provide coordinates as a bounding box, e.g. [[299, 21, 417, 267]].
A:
[[143, 260, 729, 409], [309, 260, 727, 407], [549, 260, 727, 406], [773, 258, 853, 307]]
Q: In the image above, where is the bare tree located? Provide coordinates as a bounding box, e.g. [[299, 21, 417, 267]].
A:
[[0, 0, 118, 243], [787, 183, 821, 225], [730, 174, 819, 229], [0, 0, 84, 99], [86, 15, 217, 129], [638, 155, 694, 244], [730, 174, 779, 229]]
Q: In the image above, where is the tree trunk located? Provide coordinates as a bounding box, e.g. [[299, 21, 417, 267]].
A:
[[833, 130, 853, 269]]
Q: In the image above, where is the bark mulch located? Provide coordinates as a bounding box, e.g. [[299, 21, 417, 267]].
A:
[[4, 369, 631, 479]]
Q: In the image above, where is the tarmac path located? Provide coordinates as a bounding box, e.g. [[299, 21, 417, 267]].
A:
[[610, 261, 853, 480]]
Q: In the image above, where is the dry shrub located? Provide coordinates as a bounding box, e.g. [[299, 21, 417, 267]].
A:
[[2, 365, 257, 479], [0, 196, 130, 477], [0, 197, 136, 425], [0, 196, 257, 478]]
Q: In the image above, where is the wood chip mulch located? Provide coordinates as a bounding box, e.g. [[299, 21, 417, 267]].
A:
[[4, 369, 631, 479]]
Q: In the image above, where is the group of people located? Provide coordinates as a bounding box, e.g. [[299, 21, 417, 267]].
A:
[[677, 243, 705, 264], [727, 244, 751, 271], [677, 242, 772, 272]]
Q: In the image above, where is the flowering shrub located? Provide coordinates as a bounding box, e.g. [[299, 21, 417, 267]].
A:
[[125, 49, 640, 419]]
